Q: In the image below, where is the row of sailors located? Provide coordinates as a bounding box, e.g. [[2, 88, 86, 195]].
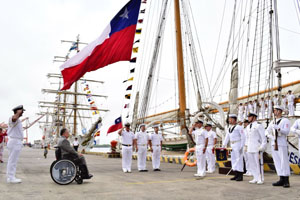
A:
[[238, 90, 296, 121], [223, 105, 300, 188], [118, 105, 300, 189], [118, 122, 218, 174]]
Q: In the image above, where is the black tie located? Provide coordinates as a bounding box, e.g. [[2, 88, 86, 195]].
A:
[[250, 124, 252, 129]]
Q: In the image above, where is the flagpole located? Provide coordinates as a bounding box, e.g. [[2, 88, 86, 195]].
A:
[[73, 34, 80, 136]]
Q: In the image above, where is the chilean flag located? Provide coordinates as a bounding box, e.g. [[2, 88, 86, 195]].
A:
[[60, 0, 142, 90], [107, 117, 123, 134]]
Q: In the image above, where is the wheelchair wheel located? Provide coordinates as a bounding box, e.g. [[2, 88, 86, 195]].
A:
[[50, 160, 77, 185]]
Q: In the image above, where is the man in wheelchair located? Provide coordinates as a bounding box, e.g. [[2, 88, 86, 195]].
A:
[[58, 128, 93, 180]]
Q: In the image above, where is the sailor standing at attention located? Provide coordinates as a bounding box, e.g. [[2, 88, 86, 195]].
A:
[[223, 114, 245, 181], [149, 125, 163, 171], [188, 119, 208, 177], [287, 90, 295, 116], [266, 96, 273, 119], [6, 105, 25, 183], [290, 119, 300, 159], [246, 112, 267, 185], [242, 119, 252, 177], [204, 121, 217, 173], [259, 97, 266, 119], [266, 106, 291, 188], [238, 103, 244, 122], [118, 122, 135, 173], [135, 124, 149, 172]]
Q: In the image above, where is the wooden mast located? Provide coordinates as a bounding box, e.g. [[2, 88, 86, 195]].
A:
[[174, 0, 187, 130]]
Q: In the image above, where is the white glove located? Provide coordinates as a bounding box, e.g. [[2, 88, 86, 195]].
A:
[[258, 146, 265, 152], [273, 124, 280, 130]]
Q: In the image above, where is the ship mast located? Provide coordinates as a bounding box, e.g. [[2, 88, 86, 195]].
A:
[[174, 0, 187, 131]]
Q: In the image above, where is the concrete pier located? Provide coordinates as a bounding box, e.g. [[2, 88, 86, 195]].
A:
[[0, 147, 299, 200]]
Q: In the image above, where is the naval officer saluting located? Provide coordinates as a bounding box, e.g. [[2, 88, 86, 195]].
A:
[[6, 105, 25, 183], [118, 122, 135, 173], [246, 112, 267, 185], [149, 125, 163, 171], [188, 119, 208, 177], [222, 114, 245, 181], [135, 124, 149, 172], [266, 105, 291, 188]]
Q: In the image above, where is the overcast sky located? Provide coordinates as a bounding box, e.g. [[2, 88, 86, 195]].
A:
[[1, 0, 299, 143]]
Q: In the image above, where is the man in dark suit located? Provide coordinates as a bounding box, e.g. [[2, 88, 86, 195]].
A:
[[58, 128, 93, 179]]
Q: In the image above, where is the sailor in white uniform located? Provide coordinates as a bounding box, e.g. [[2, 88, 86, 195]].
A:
[[291, 119, 300, 157], [253, 100, 258, 115], [243, 102, 249, 119], [204, 121, 217, 173], [118, 122, 135, 173], [189, 119, 208, 177], [242, 119, 252, 176], [135, 124, 149, 172], [248, 101, 254, 113], [238, 103, 244, 122], [281, 94, 288, 113], [287, 90, 295, 116], [259, 97, 266, 119], [246, 112, 267, 185], [6, 105, 25, 183], [149, 125, 163, 171], [273, 94, 279, 106], [266, 105, 291, 188], [266, 96, 273, 119], [223, 114, 245, 181]]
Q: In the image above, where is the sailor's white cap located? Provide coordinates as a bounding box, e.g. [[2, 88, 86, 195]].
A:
[[139, 124, 146, 128], [152, 124, 159, 128], [195, 118, 204, 123], [205, 121, 213, 126], [248, 112, 258, 117], [228, 114, 237, 118], [274, 105, 284, 111]]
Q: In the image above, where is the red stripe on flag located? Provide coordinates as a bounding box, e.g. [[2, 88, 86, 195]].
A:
[[61, 25, 137, 90]]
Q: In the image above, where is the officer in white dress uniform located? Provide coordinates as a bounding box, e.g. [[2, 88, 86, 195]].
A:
[[273, 94, 279, 106], [246, 112, 267, 185], [118, 122, 135, 173], [223, 114, 245, 181], [242, 119, 252, 176], [189, 119, 208, 177], [259, 97, 266, 119], [253, 100, 258, 114], [149, 125, 163, 171], [291, 119, 300, 157], [266, 105, 291, 188], [281, 94, 288, 113], [6, 105, 25, 183], [238, 103, 244, 122], [204, 121, 217, 173], [287, 90, 295, 116], [135, 124, 149, 172], [248, 101, 254, 113]]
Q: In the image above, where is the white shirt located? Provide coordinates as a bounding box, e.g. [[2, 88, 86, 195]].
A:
[[73, 140, 79, 146], [248, 104, 254, 113], [273, 97, 279, 106], [266, 117, 291, 146], [223, 124, 245, 149], [246, 121, 267, 153], [7, 117, 24, 140], [259, 100, 265, 110], [287, 94, 295, 104], [192, 128, 208, 146], [121, 130, 135, 145], [238, 105, 244, 114], [135, 131, 149, 145], [149, 132, 163, 146], [291, 119, 300, 138], [253, 102, 257, 113], [266, 99, 272, 109], [205, 130, 217, 146], [282, 97, 287, 107]]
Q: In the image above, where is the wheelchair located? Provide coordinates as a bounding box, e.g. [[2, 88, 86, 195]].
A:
[[50, 147, 83, 185]]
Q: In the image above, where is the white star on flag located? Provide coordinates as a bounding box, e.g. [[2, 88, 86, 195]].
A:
[[120, 7, 129, 19]]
